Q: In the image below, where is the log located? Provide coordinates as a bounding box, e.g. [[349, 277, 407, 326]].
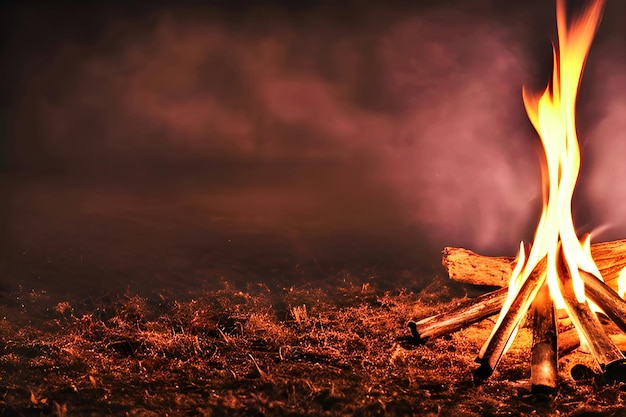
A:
[[558, 273, 622, 367], [531, 283, 558, 392], [407, 287, 508, 343], [580, 270, 626, 335], [558, 329, 626, 356], [474, 260, 547, 381], [442, 247, 513, 287], [442, 239, 626, 291], [558, 327, 580, 356], [556, 253, 626, 384]]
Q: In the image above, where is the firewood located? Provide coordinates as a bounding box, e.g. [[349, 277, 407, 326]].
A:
[[558, 330, 626, 355], [558, 328, 580, 356], [407, 287, 508, 343], [442, 239, 626, 292], [579, 270, 626, 335], [474, 260, 547, 382], [531, 283, 557, 392], [556, 253, 626, 384]]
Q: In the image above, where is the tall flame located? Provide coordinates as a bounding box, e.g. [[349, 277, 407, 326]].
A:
[[488, 0, 605, 346]]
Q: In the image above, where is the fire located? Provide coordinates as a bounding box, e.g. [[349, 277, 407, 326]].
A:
[[482, 0, 606, 357], [619, 267, 626, 299]]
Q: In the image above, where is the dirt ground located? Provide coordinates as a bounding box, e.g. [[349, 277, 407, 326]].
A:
[[1, 269, 625, 417]]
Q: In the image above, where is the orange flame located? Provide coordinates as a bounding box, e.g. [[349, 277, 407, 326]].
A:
[[487, 0, 605, 350], [619, 267, 626, 300]]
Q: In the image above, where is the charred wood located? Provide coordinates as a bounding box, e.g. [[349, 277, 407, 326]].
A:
[[474, 261, 547, 382], [531, 283, 558, 393], [556, 254, 626, 385]]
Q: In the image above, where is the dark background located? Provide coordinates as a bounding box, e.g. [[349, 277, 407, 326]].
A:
[[1, 0, 625, 296]]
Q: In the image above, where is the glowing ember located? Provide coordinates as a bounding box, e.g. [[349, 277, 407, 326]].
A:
[[482, 0, 605, 357]]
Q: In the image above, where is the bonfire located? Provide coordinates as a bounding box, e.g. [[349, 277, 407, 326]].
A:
[[410, 0, 626, 391]]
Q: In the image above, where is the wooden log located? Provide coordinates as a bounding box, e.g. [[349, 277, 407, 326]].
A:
[[442, 240, 626, 292], [442, 245, 626, 336], [580, 270, 626, 335], [556, 253, 626, 384], [558, 330, 626, 355], [558, 327, 580, 356], [407, 287, 508, 343], [474, 260, 547, 382], [531, 283, 557, 392], [442, 247, 513, 287]]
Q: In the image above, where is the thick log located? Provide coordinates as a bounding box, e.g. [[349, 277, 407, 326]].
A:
[[443, 240, 626, 291], [558, 329, 626, 355], [531, 283, 557, 392], [407, 287, 508, 343], [442, 247, 513, 287]]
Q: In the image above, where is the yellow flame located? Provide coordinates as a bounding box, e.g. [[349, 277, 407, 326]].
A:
[[488, 0, 605, 350], [519, 0, 605, 306]]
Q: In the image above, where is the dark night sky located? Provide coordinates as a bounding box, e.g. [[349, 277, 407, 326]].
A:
[[1, 1, 625, 296]]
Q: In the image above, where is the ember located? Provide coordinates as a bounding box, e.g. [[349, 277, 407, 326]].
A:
[[411, 0, 626, 390]]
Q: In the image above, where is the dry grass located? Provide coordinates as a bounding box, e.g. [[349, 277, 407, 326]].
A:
[[0, 273, 625, 416]]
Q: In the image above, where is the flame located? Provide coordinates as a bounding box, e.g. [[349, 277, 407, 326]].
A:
[[619, 267, 626, 300], [486, 0, 605, 351]]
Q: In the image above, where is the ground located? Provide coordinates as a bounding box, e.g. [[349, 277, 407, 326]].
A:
[[1, 271, 625, 417]]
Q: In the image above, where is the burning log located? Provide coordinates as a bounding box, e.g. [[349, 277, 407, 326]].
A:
[[407, 287, 508, 343], [414, 0, 624, 390], [442, 246, 626, 342], [474, 261, 547, 381], [407, 278, 608, 356], [556, 258, 626, 385], [437, 246, 626, 384], [530, 283, 557, 392], [579, 270, 626, 335], [442, 241, 626, 292], [442, 246, 626, 335], [408, 284, 579, 355]]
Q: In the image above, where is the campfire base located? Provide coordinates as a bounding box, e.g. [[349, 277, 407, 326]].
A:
[[408, 242, 626, 389]]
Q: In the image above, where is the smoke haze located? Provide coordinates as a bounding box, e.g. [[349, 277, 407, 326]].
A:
[[1, 1, 625, 295]]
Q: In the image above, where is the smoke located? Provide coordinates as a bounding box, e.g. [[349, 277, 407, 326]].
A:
[[582, 58, 626, 241], [7, 5, 548, 251], [4, 1, 625, 294], [376, 15, 543, 253]]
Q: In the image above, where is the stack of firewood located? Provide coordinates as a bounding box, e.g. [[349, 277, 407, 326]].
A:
[[408, 240, 626, 390]]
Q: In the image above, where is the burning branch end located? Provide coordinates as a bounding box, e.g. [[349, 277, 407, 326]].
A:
[[530, 283, 558, 393], [474, 261, 547, 382]]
